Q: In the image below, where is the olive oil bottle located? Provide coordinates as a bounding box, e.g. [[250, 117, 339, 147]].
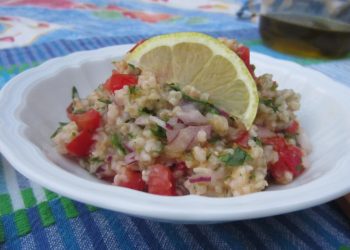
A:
[[259, 13, 350, 58]]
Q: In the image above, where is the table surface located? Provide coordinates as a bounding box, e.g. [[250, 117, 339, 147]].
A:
[[0, 1, 350, 249]]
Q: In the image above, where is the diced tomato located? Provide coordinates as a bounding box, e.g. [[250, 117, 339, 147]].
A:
[[234, 130, 250, 148], [104, 72, 138, 93], [235, 45, 256, 79], [68, 109, 101, 132], [263, 136, 303, 182], [263, 137, 286, 150], [129, 39, 146, 53], [236, 46, 250, 66], [148, 164, 176, 196], [117, 169, 146, 191], [282, 145, 303, 175], [285, 121, 299, 134], [66, 130, 95, 157]]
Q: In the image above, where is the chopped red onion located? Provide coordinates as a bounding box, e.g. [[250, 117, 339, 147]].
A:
[[177, 109, 208, 125], [189, 176, 211, 183], [180, 103, 197, 112], [257, 126, 275, 138], [167, 117, 179, 127], [124, 152, 137, 165], [166, 128, 180, 143], [166, 119, 186, 143], [219, 109, 230, 118], [107, 155, 113, 163], [187, 125, 211, 149], [165, 123, 174, 130], [135, 115, 149, 125], [172, 162, 188, 178], [123, 143, 134, 153], [166, 125, 212, 153]]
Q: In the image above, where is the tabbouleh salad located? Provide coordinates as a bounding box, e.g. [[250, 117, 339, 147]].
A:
[[51, 34, 310, 197]]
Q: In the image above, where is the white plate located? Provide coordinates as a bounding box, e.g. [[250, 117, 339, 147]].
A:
[[0, 44, 350, 224]]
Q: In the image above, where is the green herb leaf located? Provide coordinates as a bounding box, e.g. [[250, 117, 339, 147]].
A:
[[50, 122, 68, 139], [270, 82, 278, 91], [151, 125, 167, 140], [219, 148, 250, 167], [98, 98, 112, 104], [253, 137, 262, 146], [182, 93, 203, 104], [72, 109, 85, 114], [296, 165, 303, 172], [128, 63, 135, 69], [59, 122, 68, 126], [202, 104, 220, 115], [72, 86, 79, 100], [168, 83, 181, 91], [89, 157, 104, 164], [139, 107, 155, 115], [208, 134, 221, 144], [111, 134, 127, 155], [129, 86, 138, 95], [249, 173, 256, 180], [127, 132, 135, 139], [260, 98, 279, 112]]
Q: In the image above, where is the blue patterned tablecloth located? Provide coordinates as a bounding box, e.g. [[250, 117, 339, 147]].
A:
[[1, 1, 350, 249]]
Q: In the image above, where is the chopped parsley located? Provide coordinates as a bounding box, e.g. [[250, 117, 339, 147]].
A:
[[260, 98, 279, 112], [249, 173, 256, 180], [219, 147, 251, 167], [128, 63, 136, 69], [72, 86, 79, 99], [202, 104, 220, 115], [151, 125, 167, 140], [270, 82, 278, 91], [208, 134, 221, 144], [111, 133, 127, 155], [127, 132, 136, 139], [139, 107, 156, 115], [72, 109, 85, 114], [253, 137, 262, 146], [129, 86, 138, 95], [98, 98, 112, 104], [168, 83, 181, 91], [50, 122, 68, 139], [89, 157, 104, 164], [296, 165, 303, 172]]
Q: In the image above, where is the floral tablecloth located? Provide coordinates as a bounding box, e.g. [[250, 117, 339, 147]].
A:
[[0, 0, 350, 249]]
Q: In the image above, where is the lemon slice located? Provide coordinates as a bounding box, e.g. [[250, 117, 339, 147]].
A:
[[127, 32, 259, 129]]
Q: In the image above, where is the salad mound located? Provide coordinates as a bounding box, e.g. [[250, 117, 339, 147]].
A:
[[52, 34, 310, 197]]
